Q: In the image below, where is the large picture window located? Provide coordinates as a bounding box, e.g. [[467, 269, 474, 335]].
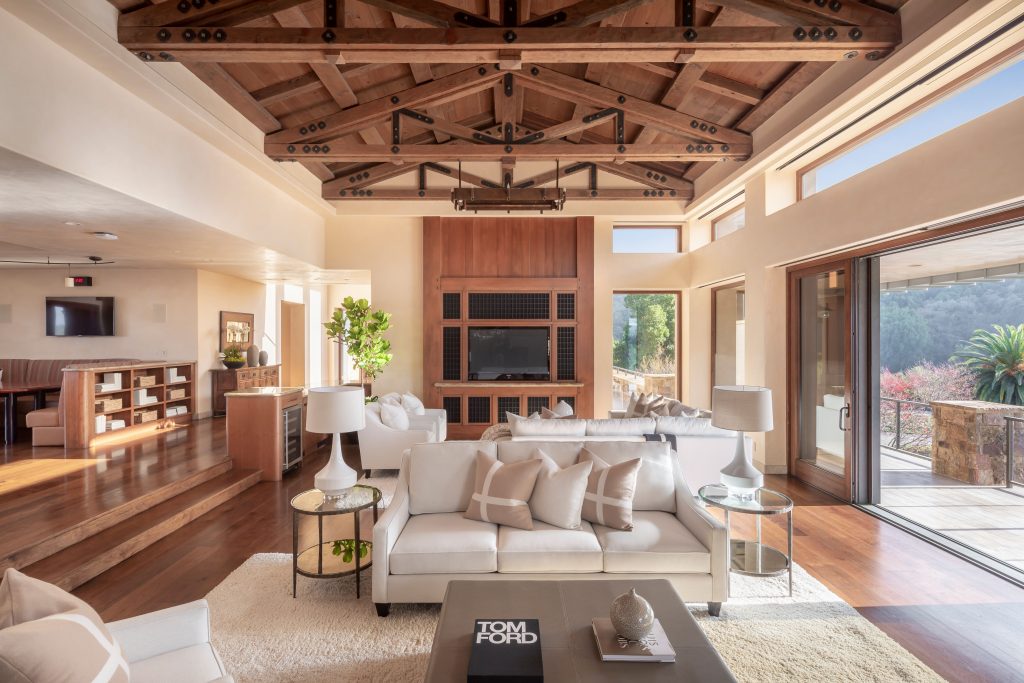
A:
[[611, 292, 679, 410], [612, 227, 682, 254]]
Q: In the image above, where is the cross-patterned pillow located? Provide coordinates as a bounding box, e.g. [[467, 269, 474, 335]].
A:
[[579, 449, 642, 531], [464, 451, 542, 530]]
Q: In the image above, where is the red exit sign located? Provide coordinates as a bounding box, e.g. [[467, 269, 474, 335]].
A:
[[69, 276, 93, 287]]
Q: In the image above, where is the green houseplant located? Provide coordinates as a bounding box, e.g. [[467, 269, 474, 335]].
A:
[[323, 296, 393, 398], [220, 345, 246, 370], [953, 323, 1024, 405]]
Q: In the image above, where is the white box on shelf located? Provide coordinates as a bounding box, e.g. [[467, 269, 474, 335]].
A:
[[134, 390, 159, 405], [102, 372, 123, 389], [95, 383, 118, 393], [167, 367, 188, 383], [108, 419, 126, 430], [95, 415, 106, 434], [141, 396, 159, 406]]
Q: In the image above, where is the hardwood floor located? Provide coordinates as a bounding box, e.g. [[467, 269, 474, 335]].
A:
[[10, 418, 1022, 682]]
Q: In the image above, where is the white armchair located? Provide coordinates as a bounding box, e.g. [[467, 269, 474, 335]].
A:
[[358, 403, 441, 473], [107, 599, 232, 683]]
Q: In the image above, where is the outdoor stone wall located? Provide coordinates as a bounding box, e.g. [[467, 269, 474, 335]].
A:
[[930, 401, 1024, 485]]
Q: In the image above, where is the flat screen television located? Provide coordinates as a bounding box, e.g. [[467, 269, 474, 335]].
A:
[[468, 327, 550, 381], [45, 297, 115, 337]]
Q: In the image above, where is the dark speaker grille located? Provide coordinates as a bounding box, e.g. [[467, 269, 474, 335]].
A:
[[468, 293, 550, 320], [443, 396, 461, 424], [442, 327, 461, 381], [468, 396, 491, 423], [557, 396, 576, 413], [442, 293, 461, 320], [556, 293, 576, 320], [556, 327, 575, 381], [526, 396, 550, 415], [497, 397, 520, 422]]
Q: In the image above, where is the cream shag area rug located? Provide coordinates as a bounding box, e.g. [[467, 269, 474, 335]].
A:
[[207, 555, 942, 683]]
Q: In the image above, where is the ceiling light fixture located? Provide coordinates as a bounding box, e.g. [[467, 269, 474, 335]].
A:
[[63, 221, 82, 226], [91, 231, 118, 240], [451, 160, 566, 213]]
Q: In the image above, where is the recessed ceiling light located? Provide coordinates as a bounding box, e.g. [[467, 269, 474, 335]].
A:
[[63, 221, 81, 226], [908, 264, 922, 268], [91, 231, 118, 240]]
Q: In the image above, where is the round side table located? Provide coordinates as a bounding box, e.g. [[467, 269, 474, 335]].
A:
[[291, 485, 381, 598], [697, 484, 794, 596]]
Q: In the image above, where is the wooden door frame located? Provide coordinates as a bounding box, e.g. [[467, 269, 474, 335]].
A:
[[710, 280, 745, 393], [787, 259, 856, 500]]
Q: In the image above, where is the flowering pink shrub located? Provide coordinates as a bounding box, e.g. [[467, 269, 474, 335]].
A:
[[880, 363, 975, 455]]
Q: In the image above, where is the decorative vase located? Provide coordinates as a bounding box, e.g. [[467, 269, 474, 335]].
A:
[[610, 588, 654, 641], [223, 359, 245, 370], [258, 350, 269, 366], [246, 344, 259, 367]]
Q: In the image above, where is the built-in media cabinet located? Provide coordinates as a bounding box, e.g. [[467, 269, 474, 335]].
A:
[[210, 365, 281, 416], [423, 216, 594, 439], [62, 361, 196, 448]]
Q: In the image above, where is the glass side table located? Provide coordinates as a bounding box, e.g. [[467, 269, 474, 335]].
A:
[[697, 484, 794, 596], [291, 485, 381, 599]]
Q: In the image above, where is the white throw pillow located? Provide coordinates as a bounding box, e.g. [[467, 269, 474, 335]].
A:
[[529, 449, 593, 529], [506, 411, 540, 425], [378, 392, 402, 407], [401, 392, 426, 415], [625, 392, 639, 417], [541, 400, 574, 418], [379, 402, 410, 430], [667, 399, 701, 418]]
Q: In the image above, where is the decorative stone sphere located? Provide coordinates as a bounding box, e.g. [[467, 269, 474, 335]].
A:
[[610, 588, 654, 641]]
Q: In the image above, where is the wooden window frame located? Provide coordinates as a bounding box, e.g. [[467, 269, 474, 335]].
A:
[[711, 204, 745, 241], [611, 225, 683, 254], [710, 281, 745, 394], [797, 42, 1024, 201], [611, 290, 683, 406]]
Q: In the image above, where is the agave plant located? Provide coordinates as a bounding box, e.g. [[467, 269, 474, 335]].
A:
[[953, 324, 1024, 405]]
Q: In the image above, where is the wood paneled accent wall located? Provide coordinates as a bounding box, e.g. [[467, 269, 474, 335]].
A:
[[423, 216, 594, 439]]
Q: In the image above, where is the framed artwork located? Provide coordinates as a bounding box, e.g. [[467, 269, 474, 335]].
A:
[[220, 311, 254, 351]]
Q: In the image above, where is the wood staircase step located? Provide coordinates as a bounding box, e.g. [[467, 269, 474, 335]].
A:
[[22, 468, 261, 591], [0, 458, 234, 572]]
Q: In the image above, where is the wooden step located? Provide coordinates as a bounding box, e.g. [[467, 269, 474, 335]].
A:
[[0, 458, 234, 572], [22, 468, 261, 591]]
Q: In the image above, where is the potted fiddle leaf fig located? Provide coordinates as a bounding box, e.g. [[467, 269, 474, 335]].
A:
[[324, 296, 393, 399]]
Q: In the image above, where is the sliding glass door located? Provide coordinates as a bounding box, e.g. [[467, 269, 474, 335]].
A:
[[789, 260, 856, 500]]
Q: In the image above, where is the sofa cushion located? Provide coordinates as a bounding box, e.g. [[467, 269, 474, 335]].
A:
[[585, 418, 655, 437], [408, 442, 497, 514], [579, 450, 641, 531], [594, 511, 711, 574], [579, 441, 676, 513], [510, 417, 587, 439], [25, 407, 59, 429], [497, 521, 603, 573], [464, 452, 542, 530], [390, 513, 497, 575], [655, 416, 733, 437], [529, 449, 592, 530], [128, 643, 224, 683]]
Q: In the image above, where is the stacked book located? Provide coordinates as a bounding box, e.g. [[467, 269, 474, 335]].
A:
[[108, 419, 127, 431], [134, 389, 159, 406], [166, 405, 187, 417], [591, 618, 676, 663]]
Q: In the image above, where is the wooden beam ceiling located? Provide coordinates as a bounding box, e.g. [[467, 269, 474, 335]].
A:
[[113, 0, 903, 205]]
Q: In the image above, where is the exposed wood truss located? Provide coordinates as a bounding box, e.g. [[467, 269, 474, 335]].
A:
[[112, 0, 904, 204]]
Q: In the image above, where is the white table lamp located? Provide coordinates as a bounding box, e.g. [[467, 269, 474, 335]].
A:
[[711, 385, 773, 498], [306, 386, 366, 498]]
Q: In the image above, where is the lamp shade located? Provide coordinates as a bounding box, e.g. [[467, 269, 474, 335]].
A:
[[711, 385, 773, 432], [306, 386, 366, 433]]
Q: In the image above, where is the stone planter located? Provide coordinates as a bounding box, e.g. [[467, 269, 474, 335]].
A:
[[930, 401, 1024, 485]]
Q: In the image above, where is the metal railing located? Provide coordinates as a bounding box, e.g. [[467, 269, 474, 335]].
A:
[[880, 396, 933, 458], [1004, 416, 1024, 488]]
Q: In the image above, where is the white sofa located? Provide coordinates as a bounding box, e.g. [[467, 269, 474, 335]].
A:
[[507, 416, 753, 489], [357, 403, 444, 472], [107, 600, 232, 683], [815, 394, 846, 457], [372, 440, 730, 617]]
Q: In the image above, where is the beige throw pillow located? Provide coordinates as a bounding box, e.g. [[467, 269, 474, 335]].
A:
[[579, 449, 642, 531], [464, 451, 542, 530], [0, 569, 129, 683], [529, 449, 593, 529]]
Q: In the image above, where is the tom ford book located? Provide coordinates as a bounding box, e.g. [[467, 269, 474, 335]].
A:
[[467, 618, 543, 683]]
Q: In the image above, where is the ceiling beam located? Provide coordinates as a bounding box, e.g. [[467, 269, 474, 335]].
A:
[[357, 0, 499, 28], [323, 163, 421, 195], [524, 0, 657, 27], [266, 65, 503, 144], [714, 0, 897, 27], [327, 188, 687, 200], [593, 161, 693, 192], [518, 64, 750, 145], [424, 162, 502, 189], [187, 63, 281, 134], [251, 72, 323, 106], [633, 63, 707, 144], [266, 142, 748, 163], [120, 0, 312, 28], [120, 26, 900, 64]]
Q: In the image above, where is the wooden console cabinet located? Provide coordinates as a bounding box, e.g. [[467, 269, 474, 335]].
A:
[[211, 365, 280, 416], [226, 387, 304, 481]]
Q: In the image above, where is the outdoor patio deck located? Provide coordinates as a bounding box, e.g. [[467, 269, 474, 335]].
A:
[[880, 447, 1024, 571]]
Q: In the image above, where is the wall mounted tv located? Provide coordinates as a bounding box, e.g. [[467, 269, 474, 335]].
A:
[[468, 327, 550, 381], [45, 297, 115, 337]]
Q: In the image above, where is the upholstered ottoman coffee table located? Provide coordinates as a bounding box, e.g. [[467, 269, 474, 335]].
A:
[[424, 579, 736, 682]]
